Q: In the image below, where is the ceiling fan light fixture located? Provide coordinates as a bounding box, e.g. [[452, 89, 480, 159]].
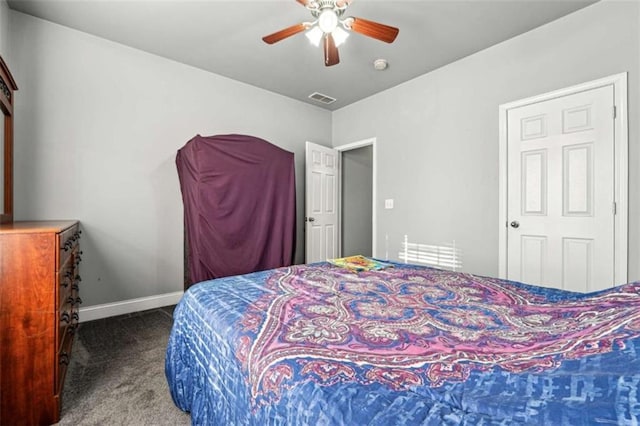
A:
[[332, 26, 349, 47], [318, 9, 338, 33], [305, 26, 324, 46]]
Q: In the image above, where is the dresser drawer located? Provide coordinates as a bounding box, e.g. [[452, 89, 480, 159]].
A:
[[58, 224, 80, 269], [56, 331, 75, 395], [58, 295, 79, 348], [57, 252, 81, 348], [58, 255, 74, 309], [58, 283, 79, 314]]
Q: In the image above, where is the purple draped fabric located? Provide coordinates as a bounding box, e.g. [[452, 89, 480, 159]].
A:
[[176, 134, 296, 286]]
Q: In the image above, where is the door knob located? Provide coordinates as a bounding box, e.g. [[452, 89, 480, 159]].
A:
[[510, 221, 520, 229], [306, 217, 315, 222]]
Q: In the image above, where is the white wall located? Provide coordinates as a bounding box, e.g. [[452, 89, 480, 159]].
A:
[[0, 0, 8, 74], [9, 11, 331, 308], [333, 0, 640, 280], [0, 1, 9, 59]]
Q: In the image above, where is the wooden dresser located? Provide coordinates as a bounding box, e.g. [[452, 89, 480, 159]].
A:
[[0, 221, 82, 425]]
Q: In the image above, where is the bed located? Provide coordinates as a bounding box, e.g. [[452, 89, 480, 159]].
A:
[[165, 260, 640, 425]]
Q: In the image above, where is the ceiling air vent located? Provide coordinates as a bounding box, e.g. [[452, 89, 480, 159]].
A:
[[308, 92, 336, 105]]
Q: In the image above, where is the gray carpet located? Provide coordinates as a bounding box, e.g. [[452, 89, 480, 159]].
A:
[[57, 307, 191, 425]]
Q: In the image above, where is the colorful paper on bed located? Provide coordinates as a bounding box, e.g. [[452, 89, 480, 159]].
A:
[[326, 255, 393, 272]]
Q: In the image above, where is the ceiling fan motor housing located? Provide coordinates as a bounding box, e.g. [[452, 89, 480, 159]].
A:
[[309, 0, 348, 17]]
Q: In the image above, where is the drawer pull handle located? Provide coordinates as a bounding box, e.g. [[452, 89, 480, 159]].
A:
[[72, 284, 79, 291], [67, 325, 77, 335], [63, 240, 74, 252], [60, 353, 70, 366], [72, 312, 80, 321], [67, 297, 82, 307], [61, 312, 70, 324], [61, 271, 72, 288]]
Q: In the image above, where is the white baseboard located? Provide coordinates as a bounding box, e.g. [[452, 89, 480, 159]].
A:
[[79, 291, 184, 322]]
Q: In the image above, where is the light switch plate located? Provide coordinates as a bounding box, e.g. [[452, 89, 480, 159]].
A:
[[385, 199, 394, 209]]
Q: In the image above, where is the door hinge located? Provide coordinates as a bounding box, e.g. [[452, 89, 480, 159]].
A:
[[613, 201, 617, 215], [613, 105, 617, 119]]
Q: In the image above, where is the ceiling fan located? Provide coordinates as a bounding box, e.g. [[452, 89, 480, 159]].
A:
[[262, 0, 399, 67]]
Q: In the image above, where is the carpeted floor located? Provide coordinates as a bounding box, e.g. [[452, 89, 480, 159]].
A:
[[57, 306, 191, 425]]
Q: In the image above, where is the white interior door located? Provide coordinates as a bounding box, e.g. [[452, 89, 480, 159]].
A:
[[507, 85, 615, 292], [305, 142, 339, 263]]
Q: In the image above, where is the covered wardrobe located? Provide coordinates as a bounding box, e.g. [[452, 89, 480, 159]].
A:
[[176, 134, 296, 288]]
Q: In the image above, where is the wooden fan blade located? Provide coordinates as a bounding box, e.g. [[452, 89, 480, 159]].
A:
[[296, 0, 311, 5], [349, 17, 399, 43], [262, 23, 307, 44], [323, 33, 339, 66]]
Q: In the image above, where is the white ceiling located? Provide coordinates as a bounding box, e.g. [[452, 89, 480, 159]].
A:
[[8, 0, 598, 110]]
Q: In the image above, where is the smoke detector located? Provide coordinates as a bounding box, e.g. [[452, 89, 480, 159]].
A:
[[373, 58, 388, 71]]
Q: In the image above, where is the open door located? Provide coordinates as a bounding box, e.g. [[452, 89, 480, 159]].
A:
[[340, 145, 373, 257], [305, 142, 339, 263]]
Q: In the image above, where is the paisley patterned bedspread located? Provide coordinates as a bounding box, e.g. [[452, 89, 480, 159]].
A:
[[165, 262, 640, 425]]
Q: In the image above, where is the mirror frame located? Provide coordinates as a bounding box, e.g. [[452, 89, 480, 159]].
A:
[[0, 55, 18, 224]]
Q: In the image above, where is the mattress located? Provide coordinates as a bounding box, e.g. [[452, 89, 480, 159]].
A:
[[165, 262, 640, 425]]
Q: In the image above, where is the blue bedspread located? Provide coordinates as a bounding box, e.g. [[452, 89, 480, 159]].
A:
[[165, 262, 640, 425]]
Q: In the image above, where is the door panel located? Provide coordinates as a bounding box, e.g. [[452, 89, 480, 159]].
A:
[[520, 235, 547, 285], [521, 150, 547, 215], [325, 174, 336, 214], [325, 224, 336, 259], [507, 85, 614, 292], [562, 237, 593, 292], [563, 143, 592, 216], [311, 172, 322, 213]]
